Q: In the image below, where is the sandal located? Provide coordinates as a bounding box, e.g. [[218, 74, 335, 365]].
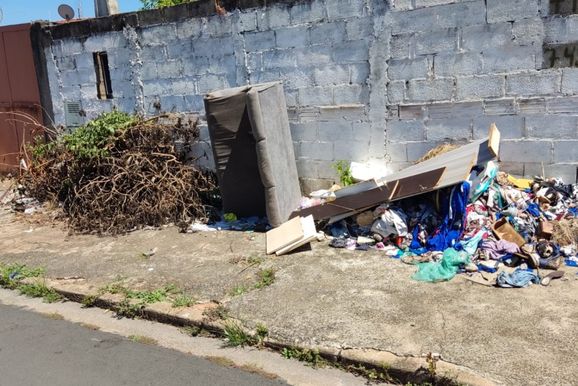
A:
[[540, 270, 565, 286]]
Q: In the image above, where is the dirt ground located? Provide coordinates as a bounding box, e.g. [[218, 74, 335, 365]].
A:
[[1, 182, 577, 385]]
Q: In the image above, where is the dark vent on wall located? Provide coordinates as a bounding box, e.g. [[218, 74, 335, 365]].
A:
[[64, 101, 83, 127], [543, 43, 578, 69]]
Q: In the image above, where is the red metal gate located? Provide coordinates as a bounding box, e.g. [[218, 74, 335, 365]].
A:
[[0, 23, 44, 173]]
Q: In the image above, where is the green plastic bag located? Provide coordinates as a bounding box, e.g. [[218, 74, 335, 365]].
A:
[[412, 248, 470, 282]]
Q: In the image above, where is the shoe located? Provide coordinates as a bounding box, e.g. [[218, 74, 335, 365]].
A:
[[540, 270, 565, 286]]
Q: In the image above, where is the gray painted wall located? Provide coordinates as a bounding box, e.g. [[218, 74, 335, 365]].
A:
[[43, 0, 578, 190]]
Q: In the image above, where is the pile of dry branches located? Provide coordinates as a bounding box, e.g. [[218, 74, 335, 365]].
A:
[[22, 114, 217, 234]]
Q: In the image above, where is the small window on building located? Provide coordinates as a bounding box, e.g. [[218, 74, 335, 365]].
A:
[[93, 51, 113, 99], [549, 0, 578, 16]]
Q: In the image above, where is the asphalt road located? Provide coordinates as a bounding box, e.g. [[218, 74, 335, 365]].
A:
[[0, 304, 287, 386]]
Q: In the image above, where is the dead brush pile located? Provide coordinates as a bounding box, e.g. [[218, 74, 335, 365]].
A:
[[22, 111, 217, 234]]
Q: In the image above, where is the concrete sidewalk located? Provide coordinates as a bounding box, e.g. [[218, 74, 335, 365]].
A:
[[1, 199, 577, 385]]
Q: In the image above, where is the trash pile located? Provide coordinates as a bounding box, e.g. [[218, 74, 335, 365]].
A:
[[321, 169, 577, 286], [18, 111, 218, 234], [274, 125, 578, 286]]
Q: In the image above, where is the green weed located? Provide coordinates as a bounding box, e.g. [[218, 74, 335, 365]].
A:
[[203, 304, 229, 321], [18, 282, 62, 303], [100, 282, 128, 295], [333, 160, 354, 186], [229, 285, 249, 297], [171, 294, 195, 308], [0, 263, 45, 289], [99, 282, 184, 317], [180, 325, 203, 337], [128, 335, 158, 345], [140, 0, 194, 10], [254, 269, 275, 289], [426, 352, 438, 378], [223, 322, 256, 347], [346, 363, 393, 383], [281, 347, 327, 368], [115, 299, 144, 319], [61, 111, 135, 158], [82, 294, 99, 308], [247, 255, 264, 265], [255, 323, 268, 346], [125, 288, 168, 303]]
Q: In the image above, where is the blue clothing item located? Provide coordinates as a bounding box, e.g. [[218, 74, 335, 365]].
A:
[[526, 203, 541, 217], [456, 229, 486, 256], [501, 254, 515, 265], [409, 246, 428, 256], [329, 220, 350, 238], [477, 263, 498, 273], [409, 225, 421, 250], [497, 269, 540, 288], [426, 182, 470, 252]]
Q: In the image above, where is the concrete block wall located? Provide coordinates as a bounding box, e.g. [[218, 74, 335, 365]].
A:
[[44, 0, 388, 190], [42, 0, 578, 190], [386, 0, 578, 183]]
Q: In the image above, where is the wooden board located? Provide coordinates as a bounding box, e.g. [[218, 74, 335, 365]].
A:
[[488, 123, 500, 157], [389, 167, 446, 201], [266, 216, 304, 255], [275, 215, 317, 256], [292, 183, 396, 221]]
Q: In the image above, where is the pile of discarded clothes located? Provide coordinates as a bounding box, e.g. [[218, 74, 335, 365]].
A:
[[324, 160, 577, 287]]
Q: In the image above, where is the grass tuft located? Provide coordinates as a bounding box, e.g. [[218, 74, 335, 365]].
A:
[[223, 322, 256, 347], [229, 284, 250, 297], [281, 347, 327, 368], [18, 282, 62, 303], [254, 268, 275, 289], [171, 294, 195, 308], [115, 299, 144, 319], [203, 304, 229, 321], [128, 335, 158, 345]]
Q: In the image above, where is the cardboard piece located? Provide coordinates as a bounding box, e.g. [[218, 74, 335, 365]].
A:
[[487, 123, 501, 157], [537, 220, 553, 240], [492, 218, 526, 247], [266, 216, 304, 255], [275, 215, 317, 256]]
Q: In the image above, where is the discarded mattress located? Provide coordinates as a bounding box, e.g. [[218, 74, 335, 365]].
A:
[[204, 82, 301, 227]]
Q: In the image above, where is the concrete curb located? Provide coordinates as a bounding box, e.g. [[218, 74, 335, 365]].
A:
[[45, 278, 497, 386]]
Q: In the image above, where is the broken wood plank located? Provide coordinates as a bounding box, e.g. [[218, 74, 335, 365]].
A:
[[292, 183, 396, 221], [266, 216, 304, 255], [389, 167, 446, 201]]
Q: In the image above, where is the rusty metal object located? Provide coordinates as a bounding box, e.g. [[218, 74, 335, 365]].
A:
[[0, 24, 44, 173]]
